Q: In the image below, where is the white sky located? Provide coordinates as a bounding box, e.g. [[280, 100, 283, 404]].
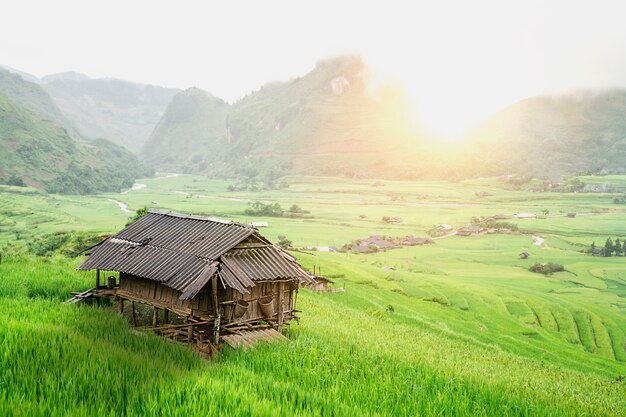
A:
[[2, 0, 626, 136]]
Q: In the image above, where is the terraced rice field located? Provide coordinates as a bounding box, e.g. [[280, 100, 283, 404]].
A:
[[0, 174, 625, 415]]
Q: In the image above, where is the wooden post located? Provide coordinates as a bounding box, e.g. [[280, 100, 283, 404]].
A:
[[132, 301, 137, 327], [213, 314, 221, 346], [293, 285, 299, 313], [95, 269, 100, 290], [152, 307, 158, 327], [118, 298, 124, 314], [187, 321, 194, 344], [211, 275, 219, 317], [277, 282, 285, 331]]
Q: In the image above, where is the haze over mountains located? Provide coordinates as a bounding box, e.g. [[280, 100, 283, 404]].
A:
[[0, 68, 151, 193], [1, 56, 626, 193]]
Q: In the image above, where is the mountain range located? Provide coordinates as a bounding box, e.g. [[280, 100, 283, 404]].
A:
[[0, 68, 151, 194], [1, 57, 626, 191]]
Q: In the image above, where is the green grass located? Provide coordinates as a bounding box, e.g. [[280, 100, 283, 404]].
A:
[[1, 174, 625, 415]]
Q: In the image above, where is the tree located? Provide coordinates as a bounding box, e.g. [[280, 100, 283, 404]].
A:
[[126, 206, 149, 226], [603, 237, 614, 257], [6, 173, 25, 187], [288, 204, 306, 215], [615, 239, 623, 256], [277, 236, 292, 250]]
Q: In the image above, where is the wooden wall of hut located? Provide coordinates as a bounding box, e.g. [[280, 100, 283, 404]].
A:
[[119, 273, 214, 317], [219, 280, 298, 324], [118, 273, 298, 325]]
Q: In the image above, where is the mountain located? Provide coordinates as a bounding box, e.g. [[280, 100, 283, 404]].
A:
[[42, 74, 179, 152], [469, 90, 626, 178], [141, 87, 230, 172], [142, 56, 426, 179], [0, 65, 40, 84], [0, 91, 151, 194], [0, 68, 79, 137]]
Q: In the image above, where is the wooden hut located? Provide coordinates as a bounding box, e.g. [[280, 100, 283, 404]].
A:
[[75, 210, 315, 354]]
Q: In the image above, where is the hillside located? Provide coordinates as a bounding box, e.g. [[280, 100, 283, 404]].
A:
[[141, 87, 230, 172], [42, 74, 179, 152], [141, 57, 626, 181], [0, 174, 625, 416], [0, 68, 79, 137], [141, 56, 430, 179], [0, 92, 150, 194], [469, 90, 626, 178]]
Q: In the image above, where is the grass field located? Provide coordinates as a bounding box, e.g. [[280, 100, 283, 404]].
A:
[[0, 174, 625, 416]]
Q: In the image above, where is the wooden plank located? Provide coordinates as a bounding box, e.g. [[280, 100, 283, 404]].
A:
[[145, 321, 210, 331]]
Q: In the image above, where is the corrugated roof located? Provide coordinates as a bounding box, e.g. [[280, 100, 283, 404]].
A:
[[78, 210, 311, 298], [221, 247, 313, 284]]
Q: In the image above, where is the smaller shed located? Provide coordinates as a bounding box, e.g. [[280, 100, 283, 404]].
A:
[[456, 225, 484, 236]]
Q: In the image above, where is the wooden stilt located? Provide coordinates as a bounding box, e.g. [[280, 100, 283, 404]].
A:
[[211, 275, 221, 346], [211, 275, 218, 317], [213, 314, 221, 346], [132, 301, 137, 327], [96, 269, 101, 290], [187, 322, 194, 344], [118, 298, 124, 314], [152, 307, 158, 327], [277, 282, 285, 331]]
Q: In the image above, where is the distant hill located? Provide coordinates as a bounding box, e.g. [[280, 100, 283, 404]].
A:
[[42, 74, 179, 153], [0, 68, 79, 137], [0, 65, 40, 84], [141, 87, 230, 172], [0, 92, 151, 194], [469, 90, 626, 178], [142, 56, 427, 179]]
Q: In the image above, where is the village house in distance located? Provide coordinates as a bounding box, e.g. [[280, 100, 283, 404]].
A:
[[73, 210, 315, 356]]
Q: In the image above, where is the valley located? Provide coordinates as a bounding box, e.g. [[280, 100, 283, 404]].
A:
[[0, 174, 624, 415]]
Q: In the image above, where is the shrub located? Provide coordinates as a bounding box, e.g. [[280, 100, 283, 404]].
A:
[[529, 262, 564, 276]]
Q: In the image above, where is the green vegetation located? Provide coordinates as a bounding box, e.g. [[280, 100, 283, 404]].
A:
[[471, 90, 626, 178], [243, 201, 309, 218], [529, 262, 565, 275], [0, 68, 79, 137], [141, 87, 229, 170], [1, 174, 625, 416], [244, 201, 285, 217], [0, 91, 151, 194]]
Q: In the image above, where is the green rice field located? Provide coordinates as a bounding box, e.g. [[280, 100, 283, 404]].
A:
[[0, 174, 625, 416]]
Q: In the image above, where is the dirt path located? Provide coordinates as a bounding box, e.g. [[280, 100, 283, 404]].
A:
[[121, 183, 147, 194], [108, 199, 132, 213]]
